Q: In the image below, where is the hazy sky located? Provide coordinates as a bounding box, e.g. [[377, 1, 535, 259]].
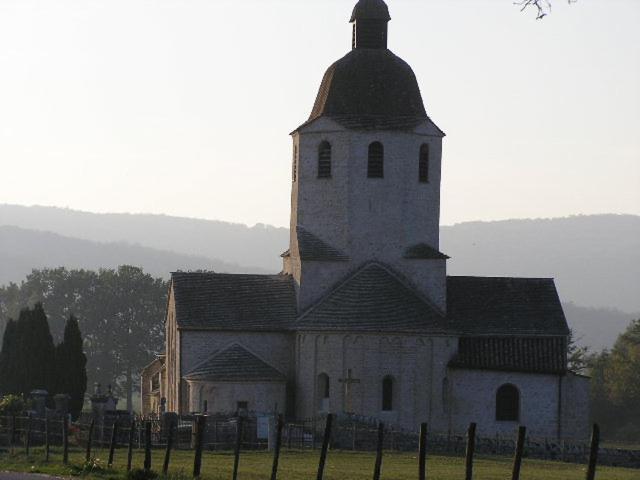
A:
[[0, 0, 638, 228]]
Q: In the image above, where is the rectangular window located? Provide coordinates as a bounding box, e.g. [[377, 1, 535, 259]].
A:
[[292, 145, 298, 182]]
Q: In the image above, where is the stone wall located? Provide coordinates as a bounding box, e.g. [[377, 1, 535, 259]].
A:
[[295, 332, 458, 431], [288, 117, 447, 312], [185, 380, 286, 415], [447, 368, 590, 440]]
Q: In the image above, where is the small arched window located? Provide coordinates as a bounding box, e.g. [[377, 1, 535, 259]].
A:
[[419, 144, 430, 183], [496, 384, 520, 421], [382, 376, 394, 411], [318, 141, 332, 178], [292, 145, 298, 182], [368, 142, 384, 178], [318, 373, 330, 399]]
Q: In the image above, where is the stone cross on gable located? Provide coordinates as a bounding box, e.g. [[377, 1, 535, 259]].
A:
[[338, 368, 361, 413]]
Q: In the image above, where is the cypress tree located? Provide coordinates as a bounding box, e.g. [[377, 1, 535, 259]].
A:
[[0, 319, 18, 395], [56, 315, 87, 419], [23, 303, 56, 395]]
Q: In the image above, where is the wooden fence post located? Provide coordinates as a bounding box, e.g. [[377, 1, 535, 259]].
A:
[[10, 415, 16, 454], [373, 422, 384, 480], [270, 415, 284, 480], [232, 416, 244, 480], [144, 421, 152, 471], [193, 415, 206, 478], [86, 418, 95, 462], [465, 422, 477, 480], [62, 416, 69, 465], [586, 423, 600, 480], [45, 415, 50, 462], [511, 426, 526, 480], [163, 424, 174, 476], [316, 414, 333, 480], [418, 423, 427, 480], [108, 420, 119, 467], [127, 419, 136, 472], [25, 413, 32, 456]]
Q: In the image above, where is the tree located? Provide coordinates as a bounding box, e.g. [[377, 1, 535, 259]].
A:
[[567, 329, 589, 373], [0, 266, 168, 412], [0, 319, 18, 395], [0, 304, 56, 396], [56, 315, 87, 419]]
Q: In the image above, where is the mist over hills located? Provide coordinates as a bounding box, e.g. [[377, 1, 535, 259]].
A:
[[1, 204, 638, 349], [0, 225, 267, 283]]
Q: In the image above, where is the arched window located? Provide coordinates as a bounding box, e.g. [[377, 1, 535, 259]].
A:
[[368, 142, 384, 178], [292, 145, 298, 182], [382, 376, 394, 411], [419, 144, 430, 183], [318, 141, 332, 178], [496, 384, 520, 421], [317, 373, 330, 412]]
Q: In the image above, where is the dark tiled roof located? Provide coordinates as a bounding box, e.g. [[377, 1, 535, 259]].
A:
[[350, 0, 391, 22], [297, 227, 349, 261], [297, 263, 446, 332], [449, 336, 567, 375], [446, 277, 569, 335], [184, 344, 286, 382], [404, 243, 450, 260], [171, 272, 296, 331], [304, 49, 428, 131]]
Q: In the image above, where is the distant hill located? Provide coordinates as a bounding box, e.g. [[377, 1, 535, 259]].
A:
[[1, 205, 639, 349], [562, 302, 638, 351], [0, 204, 289, 272], [441, 214, 640, 312], [0, 225, 267, 284]]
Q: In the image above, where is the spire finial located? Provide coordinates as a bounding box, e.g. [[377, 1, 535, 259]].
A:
[[350, 0, 391, 49]]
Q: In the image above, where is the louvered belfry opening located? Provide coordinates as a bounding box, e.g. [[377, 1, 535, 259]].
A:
[[368, 141, 384, 178], [318, 141, 332, 178], [419, 143, 430, 183], [352, 20, 388, 49]]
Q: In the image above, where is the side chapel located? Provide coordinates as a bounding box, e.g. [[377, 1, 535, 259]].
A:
[[150, 0, 590, 439]]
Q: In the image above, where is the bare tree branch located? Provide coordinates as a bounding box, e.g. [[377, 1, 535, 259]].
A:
[[515, 0, 577, 20]]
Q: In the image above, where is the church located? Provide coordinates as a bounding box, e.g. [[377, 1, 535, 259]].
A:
[[153, 0, 590, 439]]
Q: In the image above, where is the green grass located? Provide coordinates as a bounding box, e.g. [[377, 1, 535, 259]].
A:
[[0, 447, 638, 480]]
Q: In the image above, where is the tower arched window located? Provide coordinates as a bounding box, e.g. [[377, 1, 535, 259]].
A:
[[419, 144, 430, 183], [318, 141, 332, 178], [382, 376, 394, 411], [368, 142, 384, 178], [496, 384, 520, 421], [292, 145, 298, 182]]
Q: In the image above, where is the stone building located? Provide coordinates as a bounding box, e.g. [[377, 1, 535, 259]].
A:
[[153, 0, 590, 439]]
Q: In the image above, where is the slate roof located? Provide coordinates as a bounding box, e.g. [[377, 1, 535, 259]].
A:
[[350, 0, 391, 22], [404, 243, 450, 260], [184, 344, 286, 382], [297, 263, 446, 332], [171, 272, 296, 331], [449, 336, 567, 375], [297, 228, 349, 261], [303, 49, 428, 132], [446, 276, 569, 336]]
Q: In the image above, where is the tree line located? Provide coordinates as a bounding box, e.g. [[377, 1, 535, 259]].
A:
[[0, 266, 167, 412], [0, 303, 86, 418]]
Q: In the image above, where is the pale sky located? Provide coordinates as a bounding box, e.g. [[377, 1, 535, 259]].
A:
[[0, 0, 638, 228]]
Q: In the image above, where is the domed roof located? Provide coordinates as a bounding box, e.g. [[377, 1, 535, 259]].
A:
[[307, 49, 427, 130], [350, 0, 391, 22]]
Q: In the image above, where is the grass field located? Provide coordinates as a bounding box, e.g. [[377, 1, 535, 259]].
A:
[[0, 447, 638, 480]]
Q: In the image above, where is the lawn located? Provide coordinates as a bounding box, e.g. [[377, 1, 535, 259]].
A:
[[0, 447, 638, 480]]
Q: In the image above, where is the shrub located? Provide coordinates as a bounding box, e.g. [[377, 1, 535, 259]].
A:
[[0, 394, 29, 415]]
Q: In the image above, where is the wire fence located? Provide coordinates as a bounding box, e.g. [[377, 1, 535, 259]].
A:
[[0, 413, 638, 478]]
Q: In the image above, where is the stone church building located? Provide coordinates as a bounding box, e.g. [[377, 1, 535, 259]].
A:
[[152, 0, 590, 439]]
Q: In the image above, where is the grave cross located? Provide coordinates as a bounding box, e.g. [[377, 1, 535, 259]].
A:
[[338, 369, 361, 414]]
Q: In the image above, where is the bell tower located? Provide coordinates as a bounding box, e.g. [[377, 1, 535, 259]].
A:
[[283, 0, 447, 312]]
